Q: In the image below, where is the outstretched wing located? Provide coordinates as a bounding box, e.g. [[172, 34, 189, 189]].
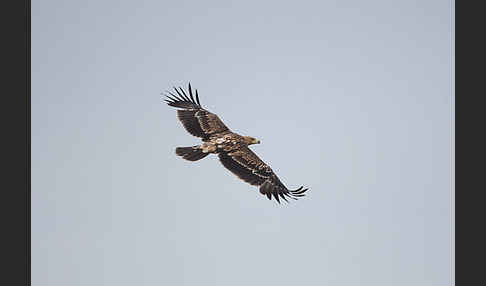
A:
[[164, 83, 230, 139], [218, 146, 308, 203]]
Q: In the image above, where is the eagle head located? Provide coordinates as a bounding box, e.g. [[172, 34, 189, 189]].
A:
[[243, 136, 261, 145]]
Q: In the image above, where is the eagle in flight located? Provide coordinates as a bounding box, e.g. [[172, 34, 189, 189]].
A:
[[164, 83, 309, 203]]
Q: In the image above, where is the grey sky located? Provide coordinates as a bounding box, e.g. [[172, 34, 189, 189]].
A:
[[32, 0, 453, 285]]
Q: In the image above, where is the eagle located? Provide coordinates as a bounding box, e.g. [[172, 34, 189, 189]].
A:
[[164, 83, 309, 203]]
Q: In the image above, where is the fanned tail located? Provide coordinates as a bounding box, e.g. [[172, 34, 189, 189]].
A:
[[175, 146, 209, 161]]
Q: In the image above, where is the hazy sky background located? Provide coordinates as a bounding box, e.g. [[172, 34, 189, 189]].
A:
[[32, 0, 453, 285]]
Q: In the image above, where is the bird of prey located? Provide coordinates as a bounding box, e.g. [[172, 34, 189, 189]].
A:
[[164, 83, 309, 203]]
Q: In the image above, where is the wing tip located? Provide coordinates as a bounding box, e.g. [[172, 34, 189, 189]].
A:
[[260, 182, 309, 204], [163, 83, 202, 109]]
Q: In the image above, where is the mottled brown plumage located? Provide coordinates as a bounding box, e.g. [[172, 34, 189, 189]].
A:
[[164, 83, 308, 203]]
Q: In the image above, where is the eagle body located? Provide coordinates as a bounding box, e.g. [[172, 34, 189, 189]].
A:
[[201, 133, 257, 153], [165, 84, 308, 203]]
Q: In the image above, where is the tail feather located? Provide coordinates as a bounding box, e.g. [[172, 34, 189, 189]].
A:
[[175, 146, 209, 161]]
